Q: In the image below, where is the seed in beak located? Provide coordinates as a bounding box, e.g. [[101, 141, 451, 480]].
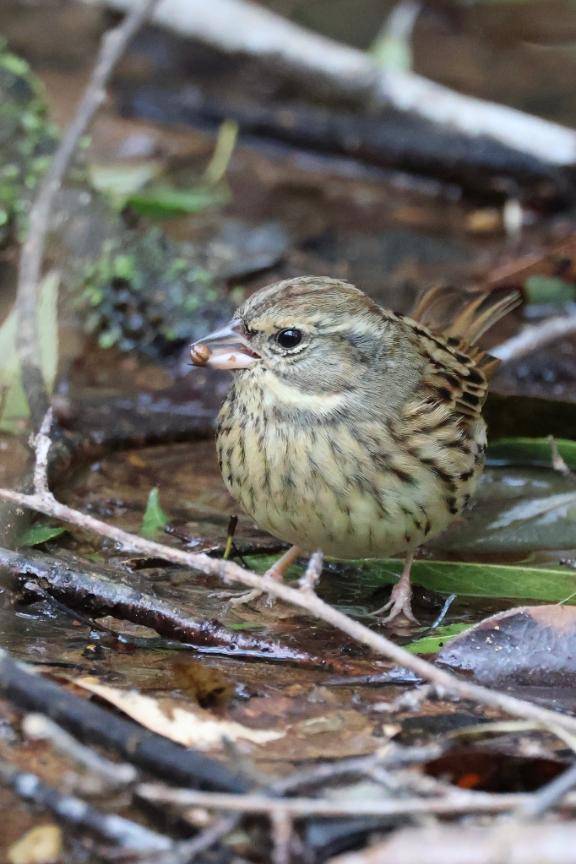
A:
[[190, 342, 211, 366], [189, 319, 260, 370]]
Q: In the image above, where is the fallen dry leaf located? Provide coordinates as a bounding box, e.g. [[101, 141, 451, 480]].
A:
[[438, 605, 576, 686], [74, 676, 284, 750], [8, 825, 62, 864], [262, 709, 380, 761]]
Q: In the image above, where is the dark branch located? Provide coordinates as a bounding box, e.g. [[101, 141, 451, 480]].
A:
[[1, 546, 335, 667], [0, 647, 249, 793]]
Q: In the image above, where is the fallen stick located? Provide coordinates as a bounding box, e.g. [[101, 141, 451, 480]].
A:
[[82, 0, 576, 168], [136, 782, 576, 820], [0, 546, 335, 668], [120, 85, 565, 199], [493, 313, 576, 364], [0, 647, 249, 793], [0, 759, 173, 853]]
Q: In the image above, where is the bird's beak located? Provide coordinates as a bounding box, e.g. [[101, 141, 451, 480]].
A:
[[190, 319, 260, 370]]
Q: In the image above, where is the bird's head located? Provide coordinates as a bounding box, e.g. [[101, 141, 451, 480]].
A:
[[190, 277, 423, 409]]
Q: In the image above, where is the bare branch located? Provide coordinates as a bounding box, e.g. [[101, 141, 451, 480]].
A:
[[161, 814, 241, 864], [136, 783, 576, 819], [15, 0, 161, 427], [22, 713, 137, 790], [516, 761, 576, 820], [271, 809, 294, 864], [32, 408, 54, 495], [82, 0, 576, 167], [493, 314, 576, 365]]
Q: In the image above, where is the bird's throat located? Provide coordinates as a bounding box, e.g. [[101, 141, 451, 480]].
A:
[[259, 370, 348, 417]]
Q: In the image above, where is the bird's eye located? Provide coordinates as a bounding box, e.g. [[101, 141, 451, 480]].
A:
[[276, 328, 302, 349]]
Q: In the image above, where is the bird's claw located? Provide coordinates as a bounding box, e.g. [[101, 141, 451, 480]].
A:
[[221, 546, 300, 611], [227, 588, 277, 609], [374, 582, 419, 625]]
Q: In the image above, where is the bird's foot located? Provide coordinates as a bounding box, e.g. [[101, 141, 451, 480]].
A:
[[227, 587, 274, 609], [225, 545, 301, 611], [374, 581, 419, 625]]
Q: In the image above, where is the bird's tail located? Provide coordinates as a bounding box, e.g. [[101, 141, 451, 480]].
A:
[[411, 285, 521, 378]]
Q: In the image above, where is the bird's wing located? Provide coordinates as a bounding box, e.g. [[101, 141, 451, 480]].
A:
[[404, 286, 521, 419]]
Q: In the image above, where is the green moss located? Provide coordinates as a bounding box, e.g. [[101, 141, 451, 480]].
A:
[[0, 41, 59, 244], [77, 228, 231, 357], [0, 43, 230, 356]]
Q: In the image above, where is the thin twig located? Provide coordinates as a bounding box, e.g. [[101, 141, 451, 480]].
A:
[[15, 0, 161, 427], [298, 550, 323, 592], [5, 418, 576, 737], [549, 436, 575, 479], [430, 593, 457, 630], [0, 759, 173, 853], [516, 762, 576, 820], [271, 809, 294, 864], [31, 408, 54, 495], [5, 471, 576, 735], [157, 814, 241, 864], [22, 713, 137, 789], [271, 745, 444, 795], [493, 314, 576, 365], [136, 783, 576, 819]]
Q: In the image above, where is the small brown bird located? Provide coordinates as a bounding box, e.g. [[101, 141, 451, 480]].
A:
[[190, 277, 519, 623]]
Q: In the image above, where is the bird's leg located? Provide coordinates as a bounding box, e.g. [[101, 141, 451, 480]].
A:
[[374, 552, 419, 624], [228, 545, 302, 608]]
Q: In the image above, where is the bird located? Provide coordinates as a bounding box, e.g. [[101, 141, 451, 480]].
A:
[[190, 277, 519, 624]]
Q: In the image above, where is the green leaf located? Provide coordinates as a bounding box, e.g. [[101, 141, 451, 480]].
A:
[[0, 271, 59, 432], [0, 305, 27, 431], [18, 523, 67, 547], [88, 160, 163, 204], [487, 437, 576, 469], [524, 275, 576, 305], [246, 555, 576, 603], [370, 36, 412, 70], [203, 120, 238, 185], [140, 487, 169, 539], [403, 623, 470, 655], [127, 184, 228, 218], [369, 2, 418, 71], [356, 559, 576, 603]]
